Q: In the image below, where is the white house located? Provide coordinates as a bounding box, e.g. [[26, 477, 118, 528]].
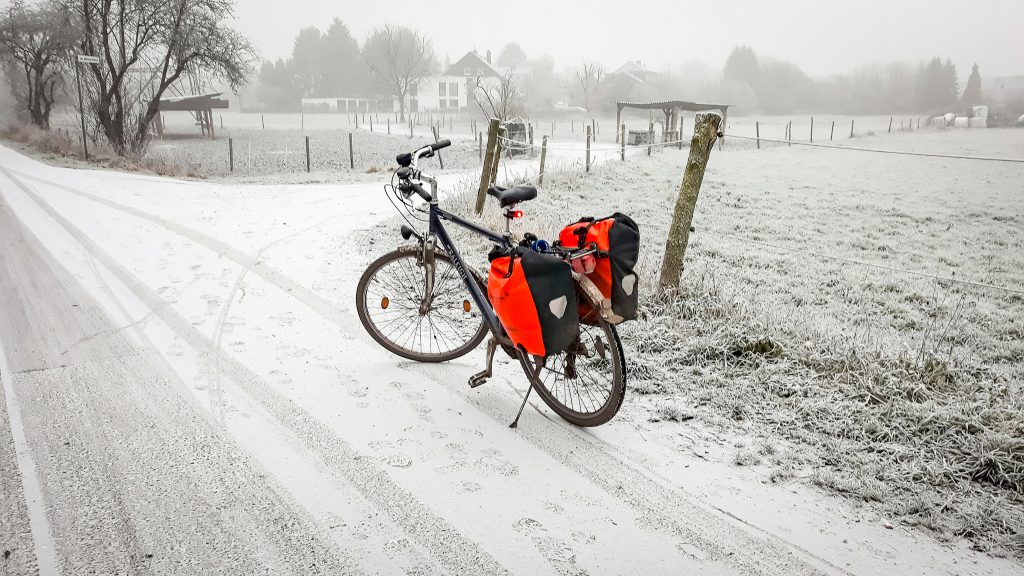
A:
[[406, 50, 502, 113]]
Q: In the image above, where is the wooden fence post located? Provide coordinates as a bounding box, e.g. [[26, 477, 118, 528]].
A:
[[620, 124, 626, 161], [301, 113, 304, 130], [370, 116, 373, 132], [850, 119, 855, 138], [756, 121, 760, 149], [229, 138, 234, 172], [489, 126, 504, 184], [478, 131, 483, 162], [261, 114, 265, 130], [387, 118, 390, 134], [528, 123, 535, 158], [888, 117, 893, 133], [830, 121, 835, 141], [538, 135, 548, 186], [409, 119, 413, 139], [678, 117, 684, 150], [810, 116, 814, 143], [658, 112, 722, 291], [475, 118, 501, 214], [586, 125, 592, 172], [648, 116, 654, 156], [432, 125, 445, 170], [305, 136, 310, 172], [348, 133, 354, 169]]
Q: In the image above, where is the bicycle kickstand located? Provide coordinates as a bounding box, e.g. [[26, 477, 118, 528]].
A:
[[468, 337, 499, 388], [509, 354, 543, 429]]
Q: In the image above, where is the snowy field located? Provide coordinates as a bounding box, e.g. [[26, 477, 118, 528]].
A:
[[1, 124, 1022, 573]]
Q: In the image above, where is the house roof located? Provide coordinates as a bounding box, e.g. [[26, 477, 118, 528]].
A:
[[611, 61, 659, 84], [443, 51, 501, 78]]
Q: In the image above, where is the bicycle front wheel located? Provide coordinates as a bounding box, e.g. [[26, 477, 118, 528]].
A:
[[530, 286, 627, 427], [356, 246, 488, 363]]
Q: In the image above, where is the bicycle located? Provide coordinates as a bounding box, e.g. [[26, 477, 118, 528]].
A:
[[356, 140, 626, 427]]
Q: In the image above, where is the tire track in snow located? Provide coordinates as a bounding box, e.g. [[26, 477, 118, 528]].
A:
[[16, 170, 848, 576], [0, 167, 512, 576]]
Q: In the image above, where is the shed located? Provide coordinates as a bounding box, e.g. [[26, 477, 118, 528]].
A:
[[615, 100, 730, 143]]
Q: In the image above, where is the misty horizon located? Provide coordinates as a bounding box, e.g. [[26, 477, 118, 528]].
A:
[[233, 0, 1024, 79]]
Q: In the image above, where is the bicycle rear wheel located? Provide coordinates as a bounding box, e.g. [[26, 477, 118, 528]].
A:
[[529, 285, 627, 427], [357, 246, 488, 362]]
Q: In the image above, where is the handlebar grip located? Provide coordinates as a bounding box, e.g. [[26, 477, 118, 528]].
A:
[[430, 139, 451, 152], [409, 182, 433, 202]]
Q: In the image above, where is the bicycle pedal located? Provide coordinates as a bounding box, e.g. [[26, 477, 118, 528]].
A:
[[468, 371, 489, 388]]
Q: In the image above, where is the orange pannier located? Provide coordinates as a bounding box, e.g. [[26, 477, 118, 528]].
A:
[[487, 247, 579, 357], [558, 213, 640, 323]]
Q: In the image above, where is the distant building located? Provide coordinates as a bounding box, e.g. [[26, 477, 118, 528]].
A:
[[406, 50, 503, 113], [610, 61, 660, 86], [301, 97, 378, 113]]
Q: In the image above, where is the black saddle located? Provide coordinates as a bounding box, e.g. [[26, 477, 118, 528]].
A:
[[487, 184, 538, 208]]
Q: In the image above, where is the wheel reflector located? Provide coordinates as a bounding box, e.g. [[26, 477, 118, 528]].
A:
[[463, 300, 471, 313], [381, 297, 390, 309]]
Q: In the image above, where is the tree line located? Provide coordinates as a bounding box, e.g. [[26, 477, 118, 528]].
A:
[[717, 45, 985, 116]]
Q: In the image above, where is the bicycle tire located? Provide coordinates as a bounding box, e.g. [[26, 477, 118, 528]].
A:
[[357, 246, 488, 363], [529, 283, 627, 427]]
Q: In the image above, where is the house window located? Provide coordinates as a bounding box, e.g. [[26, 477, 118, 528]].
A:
[[439, 83, 447, 97], [439, 100, 447, 109], [449, 82, 459, 97], [449, 99, 459, 109]]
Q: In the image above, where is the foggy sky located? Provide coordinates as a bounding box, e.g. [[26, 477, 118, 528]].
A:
[[233, 0, 1024, 78]]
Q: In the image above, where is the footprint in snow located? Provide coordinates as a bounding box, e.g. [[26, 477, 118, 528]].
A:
[[383, 455, 412, 468], [227, 341, 247, 353], [544, 501, 566, 515], [382, 538, 412, 559], [454, 480, 481, 493]]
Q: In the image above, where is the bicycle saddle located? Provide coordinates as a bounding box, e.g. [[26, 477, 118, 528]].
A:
[[487, 184, 538, 208]]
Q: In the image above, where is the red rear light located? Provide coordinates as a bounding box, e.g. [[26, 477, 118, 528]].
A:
[[512, 210, 524, 219]]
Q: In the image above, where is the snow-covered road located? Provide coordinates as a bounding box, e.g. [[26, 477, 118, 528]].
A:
[[1, 144, 1017, 576]]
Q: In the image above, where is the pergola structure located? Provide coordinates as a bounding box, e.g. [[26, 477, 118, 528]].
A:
[[615, 100, 730, 143], [154, 92, 229, 138]]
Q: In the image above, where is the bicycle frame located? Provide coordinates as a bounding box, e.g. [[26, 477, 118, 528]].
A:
[[426, 202, 510, 338]]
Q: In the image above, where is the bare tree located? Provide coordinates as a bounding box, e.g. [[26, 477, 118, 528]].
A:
[[473, 69, 523, 121], [0, 0, 76, 129], [68, 0, 256, 155], [573, 62, 604, 111], [363, 25, 436, 122]]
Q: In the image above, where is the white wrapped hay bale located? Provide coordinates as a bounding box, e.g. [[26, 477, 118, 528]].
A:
[[944, 113, 956, 125], [968, 117, 987, 128], [932, 116, 947, 128], [972, 105, 989, 120], [954, 117, 970, 129]]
